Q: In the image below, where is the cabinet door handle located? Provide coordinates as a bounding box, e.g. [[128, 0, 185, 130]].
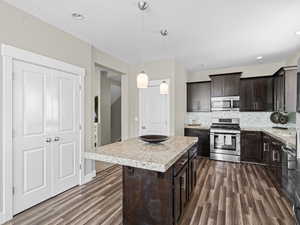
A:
[[180, 176, 186, 190], [54, 137, 60, 142], [263, 143, 269, 152], [272, 151, 276, 161], [45, 138, 52, 143]]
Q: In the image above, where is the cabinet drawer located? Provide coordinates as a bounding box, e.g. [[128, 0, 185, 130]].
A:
[[174, 152, 188, 176], [189, 145, 198, 158]]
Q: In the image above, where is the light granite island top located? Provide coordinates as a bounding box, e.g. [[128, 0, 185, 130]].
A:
[[85, 136, 198, 172]]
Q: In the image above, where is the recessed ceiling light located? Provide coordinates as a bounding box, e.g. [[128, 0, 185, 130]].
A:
[[138, 1, 149, 11], [72, 13, 85, 20], [160, 29, 168, 37], [256, 56, 263, 60], [296, 31, 300, 36]]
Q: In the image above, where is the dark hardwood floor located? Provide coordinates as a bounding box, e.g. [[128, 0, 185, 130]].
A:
[[5, 159, 296, 225]]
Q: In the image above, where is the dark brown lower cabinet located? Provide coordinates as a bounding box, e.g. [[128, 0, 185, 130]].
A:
[[174, 163, 188, 224], [174, 147, 199, 224], [123, 145, 200, 225], [297, 72, 300, 112], [184, 128, 210, 157], [269, 139, 283, 185], [262, 134, 271, 164], [259, 134, 284, 186], [241, 131, 263, 163], [188, 151, 198, 198]]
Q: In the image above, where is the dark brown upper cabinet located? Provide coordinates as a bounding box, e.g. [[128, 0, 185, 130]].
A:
[[274, 66, 297, 112], [210, 73, 241, 97], [240, 76, 273, 112], [187, 81, 211, 112]]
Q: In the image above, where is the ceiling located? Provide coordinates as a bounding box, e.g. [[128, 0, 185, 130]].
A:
[[4, 0, 300, 71]]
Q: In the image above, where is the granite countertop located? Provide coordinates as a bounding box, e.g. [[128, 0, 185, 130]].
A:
[[241, 127, 296, 150], [185, 124, 210, 130], [85, 136, 198, 172]]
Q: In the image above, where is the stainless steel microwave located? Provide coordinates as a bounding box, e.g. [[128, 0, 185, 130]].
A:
[[211, 96, 240, 111]]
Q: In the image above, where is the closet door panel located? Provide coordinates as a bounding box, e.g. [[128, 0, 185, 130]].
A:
[[52, 71, 80, 195], [13, 61, 52, 214]]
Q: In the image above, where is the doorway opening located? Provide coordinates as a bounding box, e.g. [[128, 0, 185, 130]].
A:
[[94, 66, 122, 172]]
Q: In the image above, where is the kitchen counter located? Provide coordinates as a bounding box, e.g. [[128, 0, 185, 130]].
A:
[[185, 124, 210, 130], [241, 127, 296, 150], [86, 136, 198, 225], [85, 136, 197, 172]]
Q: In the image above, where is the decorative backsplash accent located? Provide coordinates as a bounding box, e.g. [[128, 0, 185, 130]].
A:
[[186, 112, 296, 128]]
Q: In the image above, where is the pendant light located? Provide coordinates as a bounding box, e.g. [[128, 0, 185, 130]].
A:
[[137, 71, 148, 88], [160, 81, 168, 95], [159, 29, 169, 95], [137, 1, 149, 89]]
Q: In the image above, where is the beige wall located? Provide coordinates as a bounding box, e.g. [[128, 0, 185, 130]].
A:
[[286, 50, 300, 66], [92, 47, 130, 142], [0, 0, 96, 176], [127, 59, 175, 137], [0, 1, 130, 214], [187, 61, 287, 82], [174, 63, 187, 136], [127, 59, 187, 137]]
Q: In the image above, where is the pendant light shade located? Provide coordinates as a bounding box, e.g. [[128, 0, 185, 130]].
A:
[[137, 71, 149, 88], [160, 81, 168, 95]]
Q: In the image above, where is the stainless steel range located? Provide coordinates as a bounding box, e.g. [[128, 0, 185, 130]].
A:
[[210, 118, 241, 162]]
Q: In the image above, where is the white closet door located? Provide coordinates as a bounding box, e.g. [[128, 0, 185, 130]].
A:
[[51, 71, 80, 195], [13, 61, 52, 214]]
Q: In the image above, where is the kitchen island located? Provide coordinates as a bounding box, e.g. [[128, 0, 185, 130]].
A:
[[85, 136, 198, 225]]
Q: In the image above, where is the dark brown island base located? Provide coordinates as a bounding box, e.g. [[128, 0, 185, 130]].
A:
[[123, 145, 199, 225], [85, 136, 198, 225]]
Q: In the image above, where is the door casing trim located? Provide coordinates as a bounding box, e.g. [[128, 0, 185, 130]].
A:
[[138, 79, 170, 136], [1, 44, 86, 223]]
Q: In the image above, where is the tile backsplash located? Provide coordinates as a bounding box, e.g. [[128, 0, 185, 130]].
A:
[[186, 112, 296, 128]]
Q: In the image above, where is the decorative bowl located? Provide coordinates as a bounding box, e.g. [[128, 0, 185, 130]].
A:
[[139, 135, 169, 144]]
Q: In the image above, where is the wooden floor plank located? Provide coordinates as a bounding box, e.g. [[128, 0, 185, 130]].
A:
[[4, 159, 296, 225]]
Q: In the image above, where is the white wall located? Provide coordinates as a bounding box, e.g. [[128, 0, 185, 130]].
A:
[[187, 61, 287, 82]]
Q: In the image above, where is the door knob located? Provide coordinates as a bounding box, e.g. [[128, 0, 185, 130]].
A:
[[54, 137, 60, 142], [45, 138, 52, 143]]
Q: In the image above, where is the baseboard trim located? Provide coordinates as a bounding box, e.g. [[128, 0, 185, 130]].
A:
[[0, 211, 11, 225], [83, 170, 96, 184], [0, 212, 4, 224]]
